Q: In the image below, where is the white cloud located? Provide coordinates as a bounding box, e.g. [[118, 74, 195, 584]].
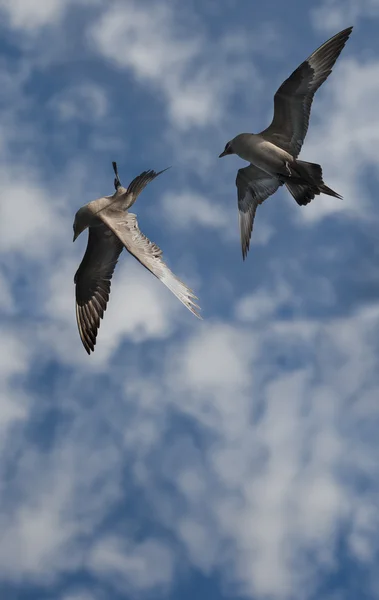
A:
[[348, 502, 379, 562], [0, 329, 30, 430], [60, 593, 100, 600], [89, 1, 263, 130], [160, 189, 274, 247], [235, 281, 293, 323], [132, 297, 379, 600], [0, 167, 68, 259], [178, 517, 217, 572], [0, 330, 30, 379], [169, 322, 256, 396], [89, 2, 201, 128], [5, 281, 379, 600], [0, 0, 100, 31], [50, 83, 109, 122], [88, 536, 174, 593], [160, 191, 233, 233], [0, 418, 123, 582], [0, 0, 69, 29], [312, 0, 379, 31], [1, 211, 379, 600]]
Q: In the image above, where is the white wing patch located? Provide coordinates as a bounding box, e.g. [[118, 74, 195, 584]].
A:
[[100, 210, 201, 319]]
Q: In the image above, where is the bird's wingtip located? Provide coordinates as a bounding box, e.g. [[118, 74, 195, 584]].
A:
[[341, 25, 354, 38], [157, 166, 171, 176]]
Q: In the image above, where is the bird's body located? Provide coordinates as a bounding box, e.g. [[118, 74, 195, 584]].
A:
[[74, 186, 128, 229], [219, 26, 353, 259], [73, 164, 201, 354], [231, 133, 294, 176]]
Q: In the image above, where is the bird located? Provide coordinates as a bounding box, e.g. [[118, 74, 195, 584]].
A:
[[219, 26, 353, 260], [73, 162, 201, 354]]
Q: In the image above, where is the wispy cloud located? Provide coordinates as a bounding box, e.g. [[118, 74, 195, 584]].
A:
[[312, 0, 379, 31], [0, 0, 70, 29], [60, 592, 101, 600], [50, 83, 109, 122], [160, 191, 234, 235], [0, 2, 379, 600], [89, 1, 269, 131], [0, 0, 100, 30], [88, 536, 174, 594]]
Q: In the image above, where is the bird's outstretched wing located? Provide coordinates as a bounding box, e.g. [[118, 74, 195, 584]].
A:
[[74, 225, 123, 354], [236, 164, 280, 260], [98, 210, 201, 319], [260, 27, 352, 157]]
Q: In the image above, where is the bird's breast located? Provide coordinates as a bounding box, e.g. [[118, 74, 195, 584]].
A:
[[237, 138, 292, 174]]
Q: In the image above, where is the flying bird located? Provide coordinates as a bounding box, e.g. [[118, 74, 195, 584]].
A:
[[219, 26, 353, 260], [73, 162, 201, 354]]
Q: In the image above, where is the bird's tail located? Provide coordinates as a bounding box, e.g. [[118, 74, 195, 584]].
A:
[[283, 160, 342, 206]]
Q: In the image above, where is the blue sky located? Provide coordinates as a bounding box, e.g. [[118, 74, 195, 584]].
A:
[[1, 1, 379, 599]]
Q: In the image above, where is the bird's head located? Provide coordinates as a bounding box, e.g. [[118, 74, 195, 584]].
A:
[[219, 140, 235, 158], [73, 207, 88, 242]]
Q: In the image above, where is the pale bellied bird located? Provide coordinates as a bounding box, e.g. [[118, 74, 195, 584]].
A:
[[73, 162, 201, 354], [219, 27, 353, 260]]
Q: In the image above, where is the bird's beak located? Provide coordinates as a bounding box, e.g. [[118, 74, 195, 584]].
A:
[[73, 232, 78, 242], [219, 150, 227, 158]]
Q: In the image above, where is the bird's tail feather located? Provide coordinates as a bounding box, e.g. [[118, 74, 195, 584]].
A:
[[289, 160, 323, 185], [319, 183, 342, 199], [285, 181, 317, 206], [283, 160, 342, 206]]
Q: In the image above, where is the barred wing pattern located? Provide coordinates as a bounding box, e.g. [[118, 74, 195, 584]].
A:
[[99, 210, 201, 319], [74, 225, 124, 354]]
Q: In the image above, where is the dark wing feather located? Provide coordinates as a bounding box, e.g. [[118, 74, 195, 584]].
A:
[[236, 165, 280, 260], [127, 168, 170, 197], [74, 225, 123, 354], [260, 27, 352, 157]]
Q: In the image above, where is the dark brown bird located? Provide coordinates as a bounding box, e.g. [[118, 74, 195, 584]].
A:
[[219, 27, 353, 259]]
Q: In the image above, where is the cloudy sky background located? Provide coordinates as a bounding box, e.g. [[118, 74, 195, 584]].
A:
[[1, 1, 379, 599]]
